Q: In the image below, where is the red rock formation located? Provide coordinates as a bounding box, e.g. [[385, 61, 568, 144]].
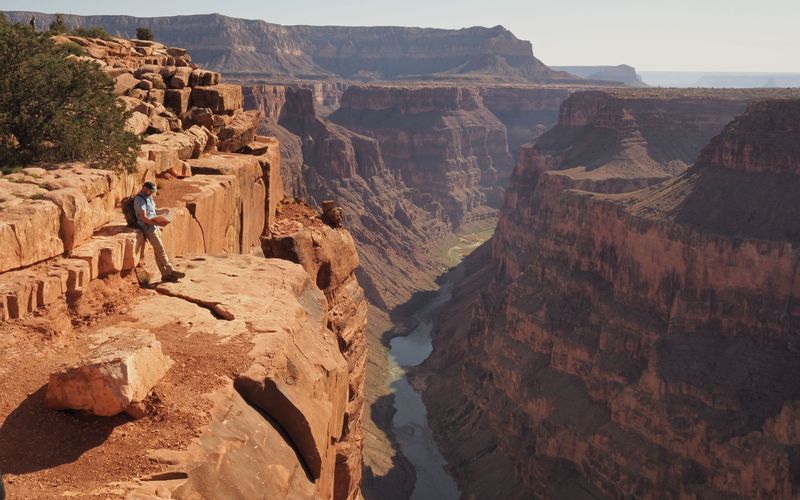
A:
[[5, 12, 573, 83], [419, 97, 800, 498], [330, 85, 512, 224], [0, 35, 368, 500], [244, 84, 450, 309], [478, 86, 572, 155], [516, 89, 778, 196], [262, 202, 368, 499]]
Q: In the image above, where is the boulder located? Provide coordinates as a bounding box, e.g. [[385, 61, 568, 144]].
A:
[[133, 64, 162, 79], [164, 87, 192, 116], [43, 328, 173, 416], [140, 145, 181, 175], [189, 69, 220, 87], [0, 199, 64, 273], [169, 67, 192, 89], [239, 141, 270, 156], [147, 115, 171, 134], [191, 84, 243, 113], [113, 73, 140, 96], [103, 67, 131, 79], [166, 47, 188, 57], [147, 89, 166, 105], [158, 65, 177, 80], [136, 79, 153, 91], [125, 111, 150, 135], [126, 88, 149, 101], [143, 132, 197, 160], [185, 125, 214, 158], [186, 107, 215, 129], [217, 110, 260, 152]]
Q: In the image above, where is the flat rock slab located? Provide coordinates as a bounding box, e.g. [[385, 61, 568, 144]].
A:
[[155, 255, 348, 483], [128, 385, 316, 499], [44, 327, 173, 416]]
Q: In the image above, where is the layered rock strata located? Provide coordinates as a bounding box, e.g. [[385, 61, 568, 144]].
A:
[[244, 84, 451, 309], [262, 202, 369, 499], [518, 89, 785, 195], [330, 85, 512, 222], [5, 12, 575, 83], [420, 99, 800, 498], [0, 35, 367, 500]]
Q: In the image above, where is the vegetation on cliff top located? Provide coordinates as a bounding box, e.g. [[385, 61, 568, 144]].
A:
[[136, 27, 154, 41], [0, 15, 139, 172]]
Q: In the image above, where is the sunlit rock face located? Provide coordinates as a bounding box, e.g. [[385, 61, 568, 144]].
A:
[[419, 96, 800, 499], [3, 12, 573, 83]]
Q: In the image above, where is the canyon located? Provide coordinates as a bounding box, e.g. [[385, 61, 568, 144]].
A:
[[418, 91, 800, 498], [2, 10, 800, 500]]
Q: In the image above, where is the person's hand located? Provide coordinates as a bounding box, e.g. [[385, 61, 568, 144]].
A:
[[153, 216, 170, 226]]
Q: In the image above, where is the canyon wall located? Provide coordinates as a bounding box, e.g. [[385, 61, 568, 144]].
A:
[[4, 11, 577, 83], [330, 85, 513, 220], [516, 89, 769, 194], [0, 35, 367, 500], [478, 85, 573, 171], [244, 83, 452, 310], [420, 95, 800, 498]]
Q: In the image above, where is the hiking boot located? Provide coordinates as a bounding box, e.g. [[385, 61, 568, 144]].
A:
[[172, 271, 186, 279], [162, 273, 179, 283]]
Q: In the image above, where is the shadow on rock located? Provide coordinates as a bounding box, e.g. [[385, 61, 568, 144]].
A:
[[361, 393, 416, 500], [0, 385, 129, 474]]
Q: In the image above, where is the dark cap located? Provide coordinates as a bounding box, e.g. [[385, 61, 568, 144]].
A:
[[143, 181, 157, 192]]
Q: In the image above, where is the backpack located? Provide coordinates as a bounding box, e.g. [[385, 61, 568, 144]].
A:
[[122, 193, 145, 228]]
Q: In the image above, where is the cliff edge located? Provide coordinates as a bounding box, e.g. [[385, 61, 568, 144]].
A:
[[0, 34, 367, 500]]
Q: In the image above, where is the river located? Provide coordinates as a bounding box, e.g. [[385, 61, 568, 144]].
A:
[[386, 231, 491, 500]]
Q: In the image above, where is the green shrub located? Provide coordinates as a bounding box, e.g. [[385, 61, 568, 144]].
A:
[[69, 26, 112, 41], [59, 41, 85, 56], [0, 17, 139, 171], [136, 27, 154, 41], [48, 14, 67, 34], [0, 165, 22, 175]]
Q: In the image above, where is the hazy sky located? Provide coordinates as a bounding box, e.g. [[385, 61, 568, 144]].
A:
[[5, 0, 799, 72]]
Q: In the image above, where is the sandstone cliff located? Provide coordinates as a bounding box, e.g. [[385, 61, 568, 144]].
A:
[[517, 89, 786, 195], [330, 85, 513, 221], [244, 83, 451, 310], [419, 97, 800, 498], [478, 85, 573, 174], [4, 11, 574, 83], [0, 35, 367, 500]]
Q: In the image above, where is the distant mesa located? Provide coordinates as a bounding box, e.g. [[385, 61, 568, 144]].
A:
[[551, 64, 646, 86], [4, 11, 617, 85]]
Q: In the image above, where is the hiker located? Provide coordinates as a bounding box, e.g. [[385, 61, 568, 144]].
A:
[[29, 16, 36, 29], [134, 181, 185, 282]]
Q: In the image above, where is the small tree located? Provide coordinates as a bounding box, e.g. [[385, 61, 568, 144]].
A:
[[136, 27, 154, 41], [0, 17, 139, 171]]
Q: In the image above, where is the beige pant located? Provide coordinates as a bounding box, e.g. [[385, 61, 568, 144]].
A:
[[145, 228, 175, 277]]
